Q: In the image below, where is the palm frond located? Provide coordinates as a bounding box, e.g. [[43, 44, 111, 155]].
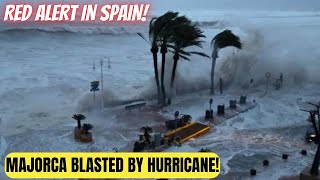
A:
[[140, 126, 153, 133], [177, 50, 191, 56], [182, 40, 205, 49], [148, 12, 207, 62], [211, 29, 242, 50], [169, 21, 207, 61], [82, 123, 93, 131], [168, 49, 175, 54], [188, 51, 211, 59], [152, 11, 179, 44], [137, 33, 151, 45], [72, 114, 86, 121], [179, 54, 191, 61]]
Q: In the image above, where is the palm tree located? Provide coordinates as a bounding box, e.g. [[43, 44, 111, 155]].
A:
[[140, 126, 153, 145], [72, 114, 86, 129], [167, 21, 210, 105], [82, 123, 93, 134], [181, 114, 192, 125], [210, 29, 242, 95], [157, 11, 179, 106], [138, 12, 179, 105]]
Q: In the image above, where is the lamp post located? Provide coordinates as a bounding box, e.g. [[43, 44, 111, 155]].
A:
[[300, 104, 320, 177], [100, 57, 104, 111], [93, 57, 109, 111]]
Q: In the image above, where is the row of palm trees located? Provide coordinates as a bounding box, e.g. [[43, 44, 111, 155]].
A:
[[139, 11, 242, 106]]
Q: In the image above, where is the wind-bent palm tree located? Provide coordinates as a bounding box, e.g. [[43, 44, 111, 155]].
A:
[[210, 29, 242, 95], [157, 12, 180, 106], [167, 21, 210, 105], [72, 114, 86, 129], [140, 126, 153, 145], [138, 12, 179, 105]]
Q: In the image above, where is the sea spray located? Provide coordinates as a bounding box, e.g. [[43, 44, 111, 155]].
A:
[[77, 87, 120, 112]]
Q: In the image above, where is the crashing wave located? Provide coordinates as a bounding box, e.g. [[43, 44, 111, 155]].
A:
[[195, 20, 229, 28], [0, 20, 227, 35], [0, 25, 146, 35]]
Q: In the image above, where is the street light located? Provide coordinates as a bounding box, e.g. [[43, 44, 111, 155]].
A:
[[95, 56, 111, 111], [100, 57, 104, 111], [93, 57, 108, 111]]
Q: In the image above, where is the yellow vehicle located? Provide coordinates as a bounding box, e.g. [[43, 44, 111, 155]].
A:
[[164, 122, 211, 145]]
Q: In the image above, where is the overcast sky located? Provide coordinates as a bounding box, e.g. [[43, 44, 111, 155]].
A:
[[150, 0, 320, 11]]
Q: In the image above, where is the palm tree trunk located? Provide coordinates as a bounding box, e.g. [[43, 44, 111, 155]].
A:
[[167, 55, 179, 105], [77, 120, 81, 129], [152, 48, 161, 104], [211, 46, 218, 95], [160, 46, 167, 106]]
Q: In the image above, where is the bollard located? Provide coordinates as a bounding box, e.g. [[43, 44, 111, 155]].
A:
[[205, 110, 214, 119], [229, 100, 237, 109], [206, 98, 214, 119], [301, 150, 307, 156], [217, 105, 225, 115], [205, 110, 210, 119], [240, 96, 247, 104], [250, 169, 257, 176], [210, 109, 213, 119], [282, 154, 288, 160]]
